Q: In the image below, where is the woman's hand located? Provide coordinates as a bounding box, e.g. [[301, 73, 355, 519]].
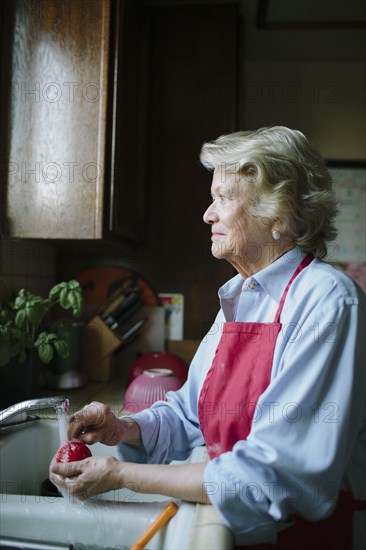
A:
[[50, 455, 209, 504], [50, 455, 122, 500], [67, 401, 141, 446]]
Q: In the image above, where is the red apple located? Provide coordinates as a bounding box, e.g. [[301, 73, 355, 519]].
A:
[[56, 440, 92, 463]]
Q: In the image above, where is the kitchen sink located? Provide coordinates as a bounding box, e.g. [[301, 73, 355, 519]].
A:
[[0, 416, 232, 550]]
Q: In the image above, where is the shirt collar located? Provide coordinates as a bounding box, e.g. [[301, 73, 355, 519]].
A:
[[218, 246, 307, 305], [254, 246, 307, 304]]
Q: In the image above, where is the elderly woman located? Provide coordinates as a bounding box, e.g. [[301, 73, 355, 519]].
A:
[[51, 126, 366, 549]]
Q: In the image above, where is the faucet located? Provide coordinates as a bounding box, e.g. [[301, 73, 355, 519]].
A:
[[0, 396, 69, 426]]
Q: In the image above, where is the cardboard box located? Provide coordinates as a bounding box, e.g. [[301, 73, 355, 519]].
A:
[[83, 315, 122, 381]]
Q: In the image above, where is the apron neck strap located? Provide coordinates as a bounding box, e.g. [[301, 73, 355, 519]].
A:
[[274, 253, 314, 323]]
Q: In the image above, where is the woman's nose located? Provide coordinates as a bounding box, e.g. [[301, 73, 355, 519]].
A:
[[203, 203, 218, 225]]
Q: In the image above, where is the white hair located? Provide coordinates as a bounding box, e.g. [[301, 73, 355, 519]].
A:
[[200, 126, 338, 259]]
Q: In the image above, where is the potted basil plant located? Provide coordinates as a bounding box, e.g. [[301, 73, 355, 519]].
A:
[[0, 279, 84, 367]]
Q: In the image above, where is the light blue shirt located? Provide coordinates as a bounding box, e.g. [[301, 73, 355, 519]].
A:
[[118, 247, 366, 546]]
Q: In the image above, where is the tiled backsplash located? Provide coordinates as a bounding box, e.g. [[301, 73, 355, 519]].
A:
[[0, 238, 56, 301]]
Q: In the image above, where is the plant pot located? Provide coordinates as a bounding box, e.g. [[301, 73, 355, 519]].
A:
[[45, 320, 86, 389]]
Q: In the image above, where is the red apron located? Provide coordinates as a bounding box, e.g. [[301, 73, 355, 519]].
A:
[[198, 253, 313, 458], [198, 253, 366, 548]]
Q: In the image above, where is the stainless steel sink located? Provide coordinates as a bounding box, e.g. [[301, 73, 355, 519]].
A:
[[0, 417, 232, 550], [0, 537, 72, 549]]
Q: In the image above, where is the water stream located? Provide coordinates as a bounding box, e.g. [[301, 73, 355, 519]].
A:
[[57, 400, 69, 446]]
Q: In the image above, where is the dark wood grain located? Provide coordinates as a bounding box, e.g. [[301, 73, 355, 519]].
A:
[[5, 0, 110, 238]]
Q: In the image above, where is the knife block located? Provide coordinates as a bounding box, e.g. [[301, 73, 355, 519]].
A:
[[83, 315, 122, 381]]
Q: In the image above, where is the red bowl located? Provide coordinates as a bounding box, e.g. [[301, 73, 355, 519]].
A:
[[124, 368, 183, 413], [128, 351, 188, 385]]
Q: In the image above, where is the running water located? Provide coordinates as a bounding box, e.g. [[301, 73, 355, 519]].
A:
[[55, 398, 72, 499], [57, 398, 69, 446]]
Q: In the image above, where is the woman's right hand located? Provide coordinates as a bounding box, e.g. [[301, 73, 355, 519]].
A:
[[67, 401, 142, 447]]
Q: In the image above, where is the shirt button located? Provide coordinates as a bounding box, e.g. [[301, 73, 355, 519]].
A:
[[248, 281, 256, 289]]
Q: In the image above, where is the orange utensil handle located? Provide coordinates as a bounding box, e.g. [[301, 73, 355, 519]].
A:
[[129, 501, 179, 550]]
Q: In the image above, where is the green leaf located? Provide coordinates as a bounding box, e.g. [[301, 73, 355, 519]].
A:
[[59, 288, 70, 309], [49, 282, 66, 301], [0, 308, 11, 323], [35, 331, 55, 345], [25, 300, 48, 327], [1, 279, 83, 366], [68, 291, 83, 317], [14, 289, 29, 309], [15, 309, 26, 329], [68, 280, 81, 290], [54, 339, 69, 358], [37, 343, 54, 364]]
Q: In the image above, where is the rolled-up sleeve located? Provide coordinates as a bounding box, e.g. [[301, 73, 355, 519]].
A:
[[117, 336, 212, 463]]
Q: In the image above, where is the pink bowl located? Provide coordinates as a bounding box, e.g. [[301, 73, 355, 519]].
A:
[[128, 351, 188, 385], [124, 368, 183, 413]]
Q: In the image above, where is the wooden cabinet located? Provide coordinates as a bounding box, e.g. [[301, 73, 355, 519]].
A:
[[108, 0, 150, 242], [1, 0, 111, 238], [1, 0, 239, 248], [1, 0, 241, 338], [1, 0, 147, 241]]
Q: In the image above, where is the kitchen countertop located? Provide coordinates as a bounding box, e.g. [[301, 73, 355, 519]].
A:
[[39, 338, 202, 416], [39, 377, 127, 418]]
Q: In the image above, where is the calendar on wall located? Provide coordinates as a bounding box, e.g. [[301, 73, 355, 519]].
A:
[[327, 161, 366, 292], [328, 163, 366, 263]]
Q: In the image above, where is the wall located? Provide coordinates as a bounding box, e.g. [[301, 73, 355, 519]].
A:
[[2, 0, 364, 341], [240, 0, 366, 160], [0, 238, 56, 302], [56, 2, 239, 340]]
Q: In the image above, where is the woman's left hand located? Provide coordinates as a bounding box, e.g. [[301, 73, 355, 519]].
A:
[[49, 455, 122, 500], [50, 455, 209, 504]]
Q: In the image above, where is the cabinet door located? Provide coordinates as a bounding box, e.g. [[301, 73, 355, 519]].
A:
[[3, 0, 110, 239], [106, 1, 150, 242]]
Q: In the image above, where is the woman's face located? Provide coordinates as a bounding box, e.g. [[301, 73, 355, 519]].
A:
[[203, 170, 273, 275]]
